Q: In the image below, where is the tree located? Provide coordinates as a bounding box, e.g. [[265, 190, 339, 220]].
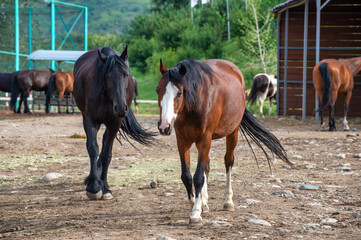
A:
[[239, 0, 276, 73]]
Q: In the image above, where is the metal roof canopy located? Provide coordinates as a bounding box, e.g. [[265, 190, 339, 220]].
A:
[[27, 50, 86, 62]]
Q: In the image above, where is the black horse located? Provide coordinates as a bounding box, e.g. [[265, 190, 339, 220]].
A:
[[73, 46, 155, 200], [0, 72, 22, 113], [10, 69, 54, 113]]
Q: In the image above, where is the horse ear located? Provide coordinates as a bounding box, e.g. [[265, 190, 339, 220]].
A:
[[97, 49, 107, 63], [49, 68, 54, 73], [179, 63, 187, 76], [120, 45, 128, 61], [160, 59, 168, 75]]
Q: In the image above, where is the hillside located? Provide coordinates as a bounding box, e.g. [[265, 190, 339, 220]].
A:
[[66, 0, 151, 34]]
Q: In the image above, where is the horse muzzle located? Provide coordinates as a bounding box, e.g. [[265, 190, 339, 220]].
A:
[[158, 120, 172, 136], [113, 104, 128, 118]]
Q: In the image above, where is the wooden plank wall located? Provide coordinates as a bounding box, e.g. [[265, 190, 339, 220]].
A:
[[278, 0, 361, 116]]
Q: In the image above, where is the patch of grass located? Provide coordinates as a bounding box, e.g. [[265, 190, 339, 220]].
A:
[[108, 158, 225, 187], [69, 134, 87, 139], [0, 154, 73, 170]]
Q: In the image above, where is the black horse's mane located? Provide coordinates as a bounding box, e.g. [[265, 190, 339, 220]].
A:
[[96, 47, 129, 82], [164, 59, 213, 109]]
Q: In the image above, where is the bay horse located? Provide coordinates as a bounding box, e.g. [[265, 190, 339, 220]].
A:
[[46, 71, 75, 114], [10, 69, 54, 113], [248, 73, 277, 117], [0, 72, 23, 113], [156, 59, 291, 223], [313, 56, 361, 131], [73, 46, 155, 200]]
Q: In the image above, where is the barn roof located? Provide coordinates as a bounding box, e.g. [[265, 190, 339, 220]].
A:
[[271, 0, 306, 13], [27, 50, 86, 62]]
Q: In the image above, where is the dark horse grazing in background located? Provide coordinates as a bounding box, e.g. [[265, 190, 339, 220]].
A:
[[10, 69, 54, 113], [0, 72, 23, 113], [248, 73, 277, 117], [46, 71, 75, 114], [73, 46, 155, 200], [156, 59, 291, 223], [313, 56, 361, 131]]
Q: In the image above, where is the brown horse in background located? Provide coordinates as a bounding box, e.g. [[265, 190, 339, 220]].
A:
[[11, 69, 54, 113], [313, 56, 361, 131], [47, 71, 75, 114], [156, 59, 290, 223]]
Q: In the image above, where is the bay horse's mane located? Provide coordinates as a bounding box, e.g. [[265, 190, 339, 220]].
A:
[[164, 59, 213, 109]]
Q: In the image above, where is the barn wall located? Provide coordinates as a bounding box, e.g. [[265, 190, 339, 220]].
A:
[[277, 0, 361, 117]]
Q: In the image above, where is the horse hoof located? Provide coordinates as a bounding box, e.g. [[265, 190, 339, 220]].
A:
[[86, 191, 102, 200], [189, 216, 203, 225], [101, 193, 113, 200], [223, 203, 235, 211]]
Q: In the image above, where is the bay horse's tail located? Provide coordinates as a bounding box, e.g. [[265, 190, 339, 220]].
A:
[[247, 77, 259, 105], [240, 109, 292, 168], [45, 74, 56, 113], [315, 62, 332, 113], [118, 107, 156, 147], [10, 75, 19, 111]]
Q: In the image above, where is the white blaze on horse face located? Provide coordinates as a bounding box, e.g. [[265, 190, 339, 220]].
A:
[[159, 82, 178, 131]]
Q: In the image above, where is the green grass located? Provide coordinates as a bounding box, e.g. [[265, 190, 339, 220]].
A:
[[131, 67, 158, 101]]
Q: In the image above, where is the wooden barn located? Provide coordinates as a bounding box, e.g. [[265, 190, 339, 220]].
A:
[[271, 0, 361, 120]]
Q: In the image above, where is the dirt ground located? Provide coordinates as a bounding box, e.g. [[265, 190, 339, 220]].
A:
[[0, 112, 360, 239]]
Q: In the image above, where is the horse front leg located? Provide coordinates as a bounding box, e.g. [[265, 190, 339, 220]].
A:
[[223, 129, 238, 211], [176, 135, 194, 207], [343, 91, 352, 131], [97, 121, 120, 200], [190, 134, 211, 224], [83, 116, 102, 200]]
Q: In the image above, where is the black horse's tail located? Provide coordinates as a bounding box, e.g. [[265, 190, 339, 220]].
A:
[[10, 75, 19, 112], [46, 74, 56, 113], [118, 107, 156, 147], [240, 109, 292, 169], [315, 62, 332, 113], [248, 77, 259, 105]]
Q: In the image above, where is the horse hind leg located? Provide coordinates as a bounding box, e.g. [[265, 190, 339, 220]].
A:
[[223, 129, 238, 211], [268, 97, 272, 117], [258, 97, 265, 118], [329, 91, 338, 131], [343, 91, 352, 131]]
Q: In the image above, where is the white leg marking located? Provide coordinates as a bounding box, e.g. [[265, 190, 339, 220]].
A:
[[190, 195, 203, 222], [201, 173, 209, 212], [159, 82, 178, 131], [259, 99, 264, 118], [321, 122, 326, 130], [343, 116, 350, 131], [223, 169, 234, 211]]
